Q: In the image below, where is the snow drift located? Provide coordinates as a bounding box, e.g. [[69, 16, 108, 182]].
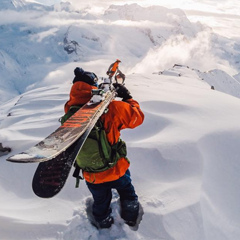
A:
[[1, 63, 240, 240]]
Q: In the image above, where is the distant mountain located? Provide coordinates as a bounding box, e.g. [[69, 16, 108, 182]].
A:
[[105, 4, 186, 22], [0, 0, 26, 9], [0, 2, 240, 104], [104, 4, 203, 39]]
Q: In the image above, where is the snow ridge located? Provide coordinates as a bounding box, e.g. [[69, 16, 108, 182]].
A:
[[0, 0, 25, 9]]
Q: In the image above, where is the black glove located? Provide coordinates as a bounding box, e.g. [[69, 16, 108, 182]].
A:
[[113, 83, 132, 101]]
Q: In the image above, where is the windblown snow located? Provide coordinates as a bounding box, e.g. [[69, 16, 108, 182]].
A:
[[1, 1, 240, 240]]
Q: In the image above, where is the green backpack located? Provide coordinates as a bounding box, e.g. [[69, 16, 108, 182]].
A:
[[60, 105, 128, 185]]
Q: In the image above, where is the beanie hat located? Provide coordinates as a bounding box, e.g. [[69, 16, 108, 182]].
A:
[[74, 67, 85, 77], [73, 67, 98, 86]]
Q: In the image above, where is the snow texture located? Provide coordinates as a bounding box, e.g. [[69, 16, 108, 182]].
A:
[[0, 1, 240, 240]]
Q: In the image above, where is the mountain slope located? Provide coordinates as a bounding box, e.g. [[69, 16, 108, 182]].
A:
[[1, 64, 240, 240]]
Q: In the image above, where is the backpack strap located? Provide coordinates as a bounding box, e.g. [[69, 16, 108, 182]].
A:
[[97, 120, 111, 160], [72, 162, 84, 188]]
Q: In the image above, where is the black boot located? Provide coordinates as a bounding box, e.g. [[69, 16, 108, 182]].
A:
[[93, 215, 114, 229], [121, 200, 139, 226]]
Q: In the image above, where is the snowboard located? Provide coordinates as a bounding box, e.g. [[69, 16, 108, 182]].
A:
[[6, 90, 115, 163], [7, 60, 122, 198], [32, 90, 116, 198]]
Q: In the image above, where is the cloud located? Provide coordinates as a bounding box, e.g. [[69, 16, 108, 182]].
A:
[[131, 30, 229, 74], [0, 9, 86, 27]]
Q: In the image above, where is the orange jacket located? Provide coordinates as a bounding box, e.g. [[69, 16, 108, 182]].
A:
[[83, 98, 144, 183], [64, 81, 144, 184], [64, 81, 97, 113], [107, 61, 120, 77]]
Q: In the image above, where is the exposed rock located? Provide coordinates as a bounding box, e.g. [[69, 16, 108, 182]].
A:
[[0, 143, 11, 156]]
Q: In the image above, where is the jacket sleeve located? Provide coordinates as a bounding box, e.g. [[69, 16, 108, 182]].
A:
[[101, 98, 144, 144], [118, 98, 144, 130]]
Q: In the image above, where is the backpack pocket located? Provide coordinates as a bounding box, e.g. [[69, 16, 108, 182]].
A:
[[76, 138, 107, 172]]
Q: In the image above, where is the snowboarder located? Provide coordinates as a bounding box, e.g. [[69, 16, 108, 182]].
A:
[[65, 67, 144, 229], [106, 59, 121, 79]]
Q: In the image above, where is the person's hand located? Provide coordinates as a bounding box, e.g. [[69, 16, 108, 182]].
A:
[[113, 83, 132, 101]]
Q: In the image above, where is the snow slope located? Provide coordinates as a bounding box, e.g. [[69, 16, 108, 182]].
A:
[[1, 2, 240, 240], [1, 63, 240, 240]]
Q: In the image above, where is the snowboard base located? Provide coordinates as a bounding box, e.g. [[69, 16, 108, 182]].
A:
[[32, 141, 77, 198]]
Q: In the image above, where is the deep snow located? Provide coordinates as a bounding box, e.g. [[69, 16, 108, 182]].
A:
[[1, 2, 240, 240]]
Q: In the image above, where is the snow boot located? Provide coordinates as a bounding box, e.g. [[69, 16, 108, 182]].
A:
[[121, 199, 139, 226], [98, 215, 114, 229], [91, 215, 114, 229]]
